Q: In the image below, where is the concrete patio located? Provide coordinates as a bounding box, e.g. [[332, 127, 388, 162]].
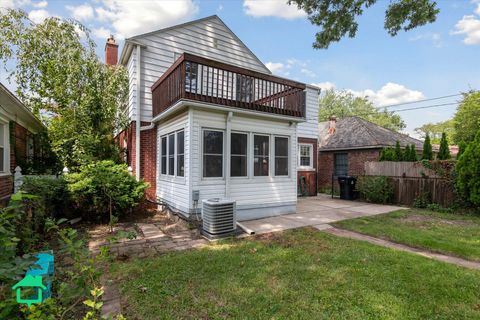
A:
[[240, 194, 405, 235]]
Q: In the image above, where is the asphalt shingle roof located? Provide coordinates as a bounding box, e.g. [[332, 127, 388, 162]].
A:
[[318, 116, 425, 151]]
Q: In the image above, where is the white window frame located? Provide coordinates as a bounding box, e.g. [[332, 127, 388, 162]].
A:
[[252, 133, 270, 178], [167, 133, 176, 176], [0, 120, 10, 176], [201, 128, 225, 179], [230, 131, 249, 178], [160, 129, 185, 179], [298, 143, 314, 170], [274, 135, 290, 177]]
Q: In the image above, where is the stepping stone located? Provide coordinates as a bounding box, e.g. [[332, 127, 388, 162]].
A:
[[136, 223, 167, 239]]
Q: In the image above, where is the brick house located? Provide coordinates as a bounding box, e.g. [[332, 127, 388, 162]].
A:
[[0, 83, 45, 203], [110, 15, 321, 221], [317, 116, 424, 189]]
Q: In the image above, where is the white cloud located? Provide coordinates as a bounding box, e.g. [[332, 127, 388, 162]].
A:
[[243, 0, 306, 19], [0, 0, 15, 11], [93, 26, 111, 40], [28, 9, 49, 23], [409, 32, 443, 48], [265, 62, 284, 74], [94, 0, 198, 39], [66, 3, 94, 21], [476, 3, 480, 15], [452, 15, 480, 45], [33, 1, 48, 8], [311, 81, 336, 91], [348, 82, 425, 107], [300, 68, 316, 78]]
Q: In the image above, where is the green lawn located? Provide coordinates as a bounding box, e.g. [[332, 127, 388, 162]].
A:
[[110, 228, 480, 319], [335, 209, 480, 261]]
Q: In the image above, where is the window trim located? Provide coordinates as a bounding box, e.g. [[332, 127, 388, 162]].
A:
[[298, 143, 314, 170], [167, 133, 176, 176], [334, 152, 349, 176], [274, 136, 290, 177], [0, 121, 10, 175], [201, 128, 225, 179], [159, 129, 185, 179], [230, 131, 248, 178], [253, 133, 270, 177]]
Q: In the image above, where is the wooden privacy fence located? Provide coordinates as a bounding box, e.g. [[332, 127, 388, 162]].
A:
[[364, 161, 456, 207]]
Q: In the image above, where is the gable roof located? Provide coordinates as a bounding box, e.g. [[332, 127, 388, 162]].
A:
[[0, 83, 44, 133], [119, 15, 271, 74], [319, 116, 425, 151]]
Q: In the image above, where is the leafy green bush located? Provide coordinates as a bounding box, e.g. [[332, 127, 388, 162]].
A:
[[65, 160, 148, 223], [422, 134, 433, 160], [379, 147, 396, 161], [356, 176, 393, 204], [413, 191, 432, 208], [456, 131, 480, 207], [21, 176, 69, 218]]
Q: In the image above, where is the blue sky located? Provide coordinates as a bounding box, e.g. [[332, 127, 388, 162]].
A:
[[1, 0, 479, 137]]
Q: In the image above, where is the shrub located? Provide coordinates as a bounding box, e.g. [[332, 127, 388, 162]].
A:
[[422, 134, 433, 160], [356, 176, 393, 204], [65, 160, 148, 223], [20, 176, 69, 218], [394, 140, 403, 161], [379, 147, 396, 161], [437, 132, 451, 160], [456, 131, 480, 207]]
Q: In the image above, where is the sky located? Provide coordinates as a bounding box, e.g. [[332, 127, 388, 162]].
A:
[[1, 0, 479, 137]]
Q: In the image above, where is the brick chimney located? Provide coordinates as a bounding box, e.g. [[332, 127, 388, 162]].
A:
[[328, 115, 337, 134], [105, 35, 118, 65]]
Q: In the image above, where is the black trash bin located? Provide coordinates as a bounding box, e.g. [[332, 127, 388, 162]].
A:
[[338, 176, 357, 200]]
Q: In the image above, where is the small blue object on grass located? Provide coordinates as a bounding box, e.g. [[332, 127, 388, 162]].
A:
[[12, 250, 54, 306]]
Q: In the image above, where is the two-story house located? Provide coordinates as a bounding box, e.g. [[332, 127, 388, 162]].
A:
[[112, 15, 320, 221]]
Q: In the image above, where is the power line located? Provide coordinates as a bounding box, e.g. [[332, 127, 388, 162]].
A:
[[375, 93, 463, 109]]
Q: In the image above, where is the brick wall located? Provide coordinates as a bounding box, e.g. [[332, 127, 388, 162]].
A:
[[317, 148, 381, 189], [0, 175, 12, 203], [115, 121, 157, 200], [298, 137, 318, 196]]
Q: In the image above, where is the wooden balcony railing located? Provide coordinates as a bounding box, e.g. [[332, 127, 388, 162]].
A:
[[151, 53, 306, 118]]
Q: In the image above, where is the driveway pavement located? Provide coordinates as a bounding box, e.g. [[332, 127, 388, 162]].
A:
[[240, 195, 405, 235]]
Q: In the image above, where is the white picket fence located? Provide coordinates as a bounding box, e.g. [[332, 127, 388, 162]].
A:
[[13, 166, 69, 193]]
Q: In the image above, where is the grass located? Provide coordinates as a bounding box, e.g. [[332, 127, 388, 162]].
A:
[[110, 228, 480, 319], [335, 208, 480, 261]]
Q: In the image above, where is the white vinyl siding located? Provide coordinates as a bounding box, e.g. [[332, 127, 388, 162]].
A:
[[297, 86, 320, 139], [125, 16, 271, 123], [191, 109, 297, 219], [156, 112, 190, 213]]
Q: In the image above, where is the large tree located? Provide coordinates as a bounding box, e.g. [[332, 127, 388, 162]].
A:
[[453, 91, 480, 146], [414, 119, 455, 145], [0, 9, 128, 169], [289, 0, 440, 49], [318, 89, 405, 131]]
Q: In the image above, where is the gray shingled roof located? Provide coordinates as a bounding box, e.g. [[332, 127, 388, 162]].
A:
[[318, 116, 425, 151]]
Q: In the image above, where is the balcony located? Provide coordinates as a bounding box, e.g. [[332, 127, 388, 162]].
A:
[[151, 53, 306, 119]]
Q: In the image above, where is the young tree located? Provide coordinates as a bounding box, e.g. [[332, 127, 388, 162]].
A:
[[437, 132, 451, 160], [414, 119, 455, 144], [319, 89, 405, 131], [288, 0, 439, 49], [0, 9, 128, 169], [410, 144, 418, 161], [456, 130, 480, 207], [394, 141, 403, 161], [453, 91, 480, 145], [422, 134, 433, 160], [457, 141, 467, 159]]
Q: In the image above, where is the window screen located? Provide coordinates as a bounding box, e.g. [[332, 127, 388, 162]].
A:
[[299, 144, 312, 167], [275, 137, 288, 176], [231, 133, 247, 177], [334, 153, 348, 176], [176, 131, 185, 177], [161, 136, 167, 175], [203, 130, 223, 177], [168, 134, 175, 175], [254, 135, 269, 176]]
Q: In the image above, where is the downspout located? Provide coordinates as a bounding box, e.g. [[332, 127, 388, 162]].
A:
[[225, 111, 233, 198], [135, 45, 141, 180]]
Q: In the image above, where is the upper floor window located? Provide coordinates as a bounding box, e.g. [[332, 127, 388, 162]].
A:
[[275, 137, 289, 176], [231, 132, 247, 177], [203, 130, 223, 178], [254, 135, 269, 176], [299, 144, 313, 168]]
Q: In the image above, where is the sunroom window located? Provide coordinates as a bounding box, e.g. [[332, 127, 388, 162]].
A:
[[275, 137, 289, 176], [254, 135, 269, 176], [231, 132, 247, 177], [203, 130, 223, 178]]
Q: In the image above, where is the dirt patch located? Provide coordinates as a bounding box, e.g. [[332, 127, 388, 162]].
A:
[[400, 214, 473, 226]]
